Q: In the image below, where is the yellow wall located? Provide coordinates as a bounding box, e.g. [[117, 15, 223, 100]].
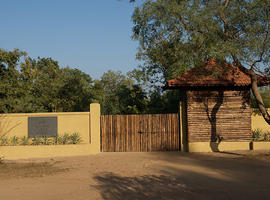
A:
[[0, 112, 90, 143], [252, 109, 270, 132], [188, 142, 250, 152], [0, 104, 101, 160]]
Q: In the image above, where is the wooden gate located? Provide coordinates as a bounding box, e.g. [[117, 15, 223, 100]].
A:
[[101, 114, 180, 152]]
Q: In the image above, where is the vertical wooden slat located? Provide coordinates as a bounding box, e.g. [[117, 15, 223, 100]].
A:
[[100, 113, 180, 152]]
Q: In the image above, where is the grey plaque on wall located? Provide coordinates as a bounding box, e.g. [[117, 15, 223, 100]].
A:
[[28, 117, 58, 137]]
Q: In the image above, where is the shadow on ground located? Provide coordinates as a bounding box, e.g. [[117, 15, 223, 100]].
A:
[[93, 152, 270, 200]]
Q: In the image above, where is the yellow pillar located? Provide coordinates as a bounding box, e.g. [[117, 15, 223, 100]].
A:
[[90, 103, 100, 153]]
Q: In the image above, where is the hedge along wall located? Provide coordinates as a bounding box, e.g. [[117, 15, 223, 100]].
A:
[[0, 103, 100, 160]]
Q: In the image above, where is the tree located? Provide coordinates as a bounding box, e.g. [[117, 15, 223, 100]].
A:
[[132, 0, 270, 124], [58, 68, 96, 112], [0, 49, 27, 113], [97, 70, 147, 114], [0, 49, 99, 113]]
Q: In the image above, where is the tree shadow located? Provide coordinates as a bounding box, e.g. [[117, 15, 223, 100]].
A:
[[92, 152, 270, 200], [202, 91, 224, 152], [93, 172, 196, 200]]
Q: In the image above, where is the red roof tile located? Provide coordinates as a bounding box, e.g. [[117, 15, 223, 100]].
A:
[[164, 58, 269, 89]]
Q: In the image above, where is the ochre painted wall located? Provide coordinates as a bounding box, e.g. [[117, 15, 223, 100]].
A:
[[0, 103, 101, 160], [252, 109, 270, 132], [0, 112, 90, 143]]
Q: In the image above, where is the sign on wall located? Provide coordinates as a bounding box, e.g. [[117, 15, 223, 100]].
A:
[[28, 117, 58, 137]]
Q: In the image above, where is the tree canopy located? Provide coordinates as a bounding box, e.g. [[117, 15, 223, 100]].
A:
[[131, 0, 270, 123], [0, 48, 181, 114]]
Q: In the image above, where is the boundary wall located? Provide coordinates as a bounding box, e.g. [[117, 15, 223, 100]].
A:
[[0, 103, 100, 160]]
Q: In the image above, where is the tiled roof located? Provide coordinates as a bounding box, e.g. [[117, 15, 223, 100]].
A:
[[164, 58, 269, 89]]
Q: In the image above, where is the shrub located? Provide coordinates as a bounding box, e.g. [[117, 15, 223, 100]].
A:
[[264, 131, 270, 141], [62, 133, 70, 144], [0, 136, 9, 146], [70, 132, 81, 144], [0, 132, 81, 146], [31, 137, 43, 145], [42, 136, 52, 145], [252, 129, 270, 141], [11, 136, 19, 146], [21, 136, 29, 145]]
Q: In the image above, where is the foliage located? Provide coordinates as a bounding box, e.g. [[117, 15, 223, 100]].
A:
[[251, 87, 270, 108], [31, 137, 43, 145], [61, 133, 70, 145], [41, 136, 51, 145], [97, 70, 148, 114], [0, 49, 100, 113], [69, 132, 82, 144], [21, 136, 29, 145], [10, 136, 19, 146], [252, 129, 270, 141], [131, 0, 270, 99], [0, 136, 8, 146], [0, 133, 82, 146], [0, 48, 181, 114]]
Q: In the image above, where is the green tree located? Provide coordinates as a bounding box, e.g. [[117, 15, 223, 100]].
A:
[[98, 70, 147, 114], [132, 0, 270, 123], [0, 49, 27, 113], [0, 49, 99, 113], [58, 68, 96, 112]]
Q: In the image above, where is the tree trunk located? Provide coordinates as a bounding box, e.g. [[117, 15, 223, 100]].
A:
[[232, 56, 270, 125], [249, 69, 270, 125]]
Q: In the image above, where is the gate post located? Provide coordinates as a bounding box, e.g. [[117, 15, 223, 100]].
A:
[[90, 103, 100, 153], [179, 101, 188, 152]]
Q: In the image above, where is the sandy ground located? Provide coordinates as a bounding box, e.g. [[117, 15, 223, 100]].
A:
[[0, 151, 270, 200]]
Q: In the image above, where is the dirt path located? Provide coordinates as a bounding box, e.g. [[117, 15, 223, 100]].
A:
[[0, 151, 270, 200]]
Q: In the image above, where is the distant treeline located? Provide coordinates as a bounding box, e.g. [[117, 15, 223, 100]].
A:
[[0, 48, 180, 114]]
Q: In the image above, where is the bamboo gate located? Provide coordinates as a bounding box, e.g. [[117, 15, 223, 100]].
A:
[[100, 113, 180, 152]]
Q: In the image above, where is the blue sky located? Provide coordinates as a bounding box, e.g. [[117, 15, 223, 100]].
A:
[[0, 0, 141, 79]]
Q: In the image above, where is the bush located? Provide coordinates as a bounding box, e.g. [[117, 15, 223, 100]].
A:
[[70, 132, 81, 144], [0, 136, 9, 146], [21, 136, 29, 145], [252, 129, 270, 141], [0, 133, 82, 146], [11, 136, 19, 146], [31, 137, 43, 145]]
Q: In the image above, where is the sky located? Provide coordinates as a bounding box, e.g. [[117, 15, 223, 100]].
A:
[[0, 0, 141, 79]]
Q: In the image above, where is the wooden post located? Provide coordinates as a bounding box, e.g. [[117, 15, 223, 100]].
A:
[[179, 100, 188, 152]]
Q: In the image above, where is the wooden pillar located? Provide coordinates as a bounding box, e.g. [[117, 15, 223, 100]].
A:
[[179, 91, 188, 152]]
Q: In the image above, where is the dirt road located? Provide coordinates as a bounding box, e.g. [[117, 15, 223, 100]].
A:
[[0, 151, 270, 200]]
